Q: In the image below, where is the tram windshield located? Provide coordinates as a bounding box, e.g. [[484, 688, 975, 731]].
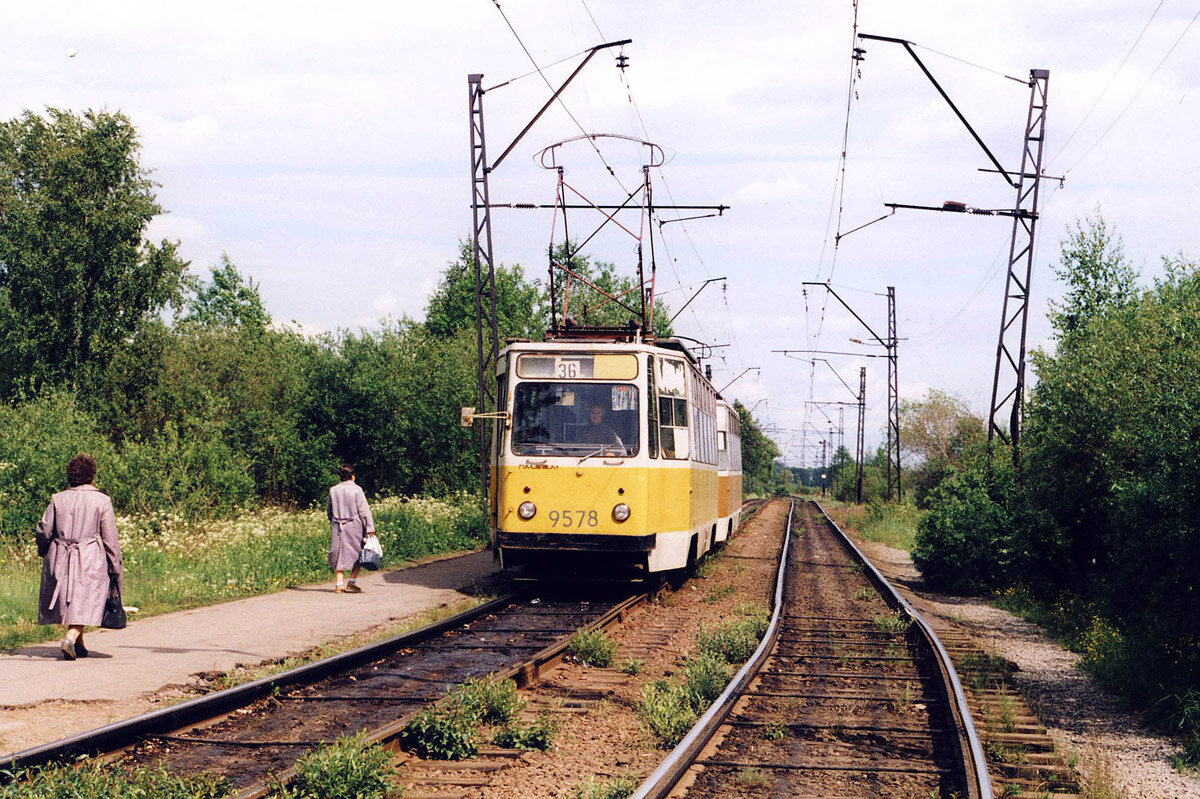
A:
[[512, 382, 639, 457]]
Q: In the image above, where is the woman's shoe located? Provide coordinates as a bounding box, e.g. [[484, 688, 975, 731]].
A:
[[61, 638, 77, 660], [75, 639, 89, 658]]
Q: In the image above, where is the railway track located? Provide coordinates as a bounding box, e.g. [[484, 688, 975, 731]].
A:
[[6, 498, 997, 798], [635, 499, 991, 799], [1, 588, 653, 797]]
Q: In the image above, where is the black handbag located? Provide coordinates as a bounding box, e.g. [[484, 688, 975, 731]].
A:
[[101, 576, 127, 629]]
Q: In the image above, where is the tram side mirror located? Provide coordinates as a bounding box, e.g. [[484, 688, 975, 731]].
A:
[[460, 407, 476, 427]]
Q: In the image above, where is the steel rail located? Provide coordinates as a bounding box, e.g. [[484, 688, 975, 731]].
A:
[[630, 498, 795, 799], [632, 498, 992, 799], [0, 593, 516, 777], [811, 499, 993, 799]]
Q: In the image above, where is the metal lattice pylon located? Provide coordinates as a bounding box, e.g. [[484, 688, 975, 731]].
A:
[[988, 69, 1050, 459]]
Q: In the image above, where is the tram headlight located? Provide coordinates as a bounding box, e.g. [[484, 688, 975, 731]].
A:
[[517, 501, 537, 520], [612, 503, 631, 523]]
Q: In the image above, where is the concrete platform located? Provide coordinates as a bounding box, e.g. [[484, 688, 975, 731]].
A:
[[0, 550, 500, 708]]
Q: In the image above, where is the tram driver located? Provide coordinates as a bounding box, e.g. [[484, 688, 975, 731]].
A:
[[578, 403, 625, 455]]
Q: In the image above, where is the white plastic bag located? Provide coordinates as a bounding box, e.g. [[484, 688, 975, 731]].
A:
[[359, 533, 383, 570]]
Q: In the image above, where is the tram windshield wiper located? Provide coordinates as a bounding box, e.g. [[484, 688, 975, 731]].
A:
[[577, 447, 626, 465]]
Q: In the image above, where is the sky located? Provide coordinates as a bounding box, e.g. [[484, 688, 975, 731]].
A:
[[4, 1, 1199, 465]]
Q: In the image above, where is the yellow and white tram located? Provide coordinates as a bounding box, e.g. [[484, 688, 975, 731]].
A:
[[489, 334, 742, 578]]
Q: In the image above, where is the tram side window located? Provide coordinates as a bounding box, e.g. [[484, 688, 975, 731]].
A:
[[659, 395, 689, 459]]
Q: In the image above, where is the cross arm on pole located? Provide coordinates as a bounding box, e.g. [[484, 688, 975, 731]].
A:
[[489, 39, 632, 173], [800, 283, 886, 347], [858, 33, 1015, 188]]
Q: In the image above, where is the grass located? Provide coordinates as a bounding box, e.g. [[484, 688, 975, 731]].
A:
[[702, 584, 737, 604], [872, 612, 911, 634], [842, 500, 923, 551], [0, 493, 487, 651], [735, 767, 771, 787], [493, 713, 558, 751], [996, 587, 1200, 772], [694, 608, 769, 663]]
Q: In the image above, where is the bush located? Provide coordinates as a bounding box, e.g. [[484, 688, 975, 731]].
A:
[[568, 627, 617, 667], [398, 701, 478, 760], [275, 733, 395, 799], [450, 676, 523, 725], [0, 392, 116, 536], [681, 652, 731, 707], [638, 679, 698, 748], [912, 466, 1013, 595]]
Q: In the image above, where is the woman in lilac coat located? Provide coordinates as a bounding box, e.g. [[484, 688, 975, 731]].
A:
[[327, 463, 375, 594], [36, 454, 123, 660]]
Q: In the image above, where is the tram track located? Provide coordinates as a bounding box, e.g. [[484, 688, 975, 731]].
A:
[[1, 588, 655, 796], [634, 499, 991, 799]]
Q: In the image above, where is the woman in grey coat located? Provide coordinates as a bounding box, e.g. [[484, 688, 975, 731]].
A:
[[36, 454, 123, 660], [327, 463, 375, 593]]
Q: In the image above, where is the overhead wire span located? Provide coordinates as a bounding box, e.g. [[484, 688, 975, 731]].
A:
[[910, 41, 1027, 84], [1050, 0, 1165, 166], [1061, 5, 1200, 177]]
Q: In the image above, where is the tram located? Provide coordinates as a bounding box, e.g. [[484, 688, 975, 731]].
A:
[[488, 331, 742, 579]]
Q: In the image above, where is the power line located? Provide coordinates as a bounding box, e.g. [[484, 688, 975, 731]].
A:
[[1050, 0, 1165, 165], [1061, 6, 1200, 177]]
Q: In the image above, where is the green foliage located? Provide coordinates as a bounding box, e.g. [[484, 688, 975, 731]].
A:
[[399, 700, 478, 760], [310, 323, 479, 497], [567, 774, 640, 799], [912, 460, 1027, 595], [0, 761, 228, 799], [681, 651, 731, 705], [425, 240, 547, 340], [618, 656, 643, 675], [638, 678, 699, 748], [694, 611, 769, 664], [899, 388, 987, 507], [493, 713, 558, 751], [849, 500, 922, 551], [0, 108, 187, 396], [274, 732, 394, 799], [449, 676, 523, 725], [181, 254, 271, 330], [567, 627, 617, 667]]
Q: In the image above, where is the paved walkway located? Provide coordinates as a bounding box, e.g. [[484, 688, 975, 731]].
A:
[[0, 551, 499, 707]]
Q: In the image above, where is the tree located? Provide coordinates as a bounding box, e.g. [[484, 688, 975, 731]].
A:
[[424, 241, 547, 341], [899, 388, 986, 506], [0, 108, 187, 395], [1048, 210, 1136, 346], [182, 254, 270, 330]]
